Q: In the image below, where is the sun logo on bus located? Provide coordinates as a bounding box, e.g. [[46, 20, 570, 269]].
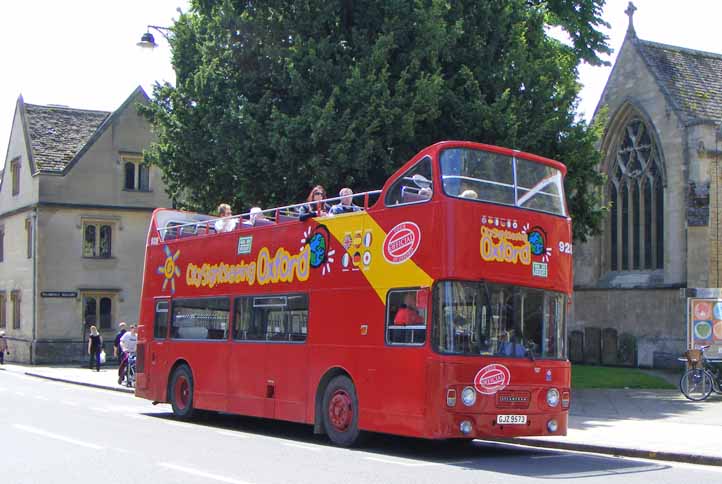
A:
[[300, 226, 335, 276], [156, 245, 181, 294]]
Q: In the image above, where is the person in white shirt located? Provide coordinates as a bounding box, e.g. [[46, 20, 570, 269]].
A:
[[118, 324, 138, 384], [214, 203, 238, 232]]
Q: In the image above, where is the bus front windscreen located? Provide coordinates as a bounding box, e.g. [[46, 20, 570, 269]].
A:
[[432, 281, 566, 359], [440, 148, 566, 216]]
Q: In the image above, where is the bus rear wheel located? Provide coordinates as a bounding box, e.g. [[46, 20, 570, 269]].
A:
[[322, 375, 361, 447], [169, 365, 195, 419]]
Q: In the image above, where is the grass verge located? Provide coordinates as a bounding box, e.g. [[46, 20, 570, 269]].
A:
[[572, 364, 677, 389]]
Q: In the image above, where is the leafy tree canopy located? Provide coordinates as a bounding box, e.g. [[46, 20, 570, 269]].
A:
[[141, 0, 610, 241]]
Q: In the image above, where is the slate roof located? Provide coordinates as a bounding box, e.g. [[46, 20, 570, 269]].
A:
[[636, 38, 722, 124], [23, 104, 109, 173]]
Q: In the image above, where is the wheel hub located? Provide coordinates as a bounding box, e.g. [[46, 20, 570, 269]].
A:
[[175, 376, 190, 409], [328, 389, 353, 431]]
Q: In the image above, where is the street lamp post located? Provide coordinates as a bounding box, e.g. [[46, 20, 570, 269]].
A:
[[137, 25, 173, 49]]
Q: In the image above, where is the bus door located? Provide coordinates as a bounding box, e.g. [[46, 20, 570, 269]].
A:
[[262, 293, 310, 422], [379, 288, 431, 421], [146, 298, 170, 398], [228, 295, 271, 418]]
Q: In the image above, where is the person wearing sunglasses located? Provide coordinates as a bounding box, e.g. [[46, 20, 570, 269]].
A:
[[299, 185, 330, 220]]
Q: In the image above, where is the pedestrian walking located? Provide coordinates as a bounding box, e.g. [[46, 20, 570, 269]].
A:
[[0, 331, 8, 364], [87, 325, 103, 372], [113, 322, 127, 362]]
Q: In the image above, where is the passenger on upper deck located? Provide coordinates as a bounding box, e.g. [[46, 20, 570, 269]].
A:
[[214, 203, 238, 232], [250, 207, 272, 226], [329, 188, 362, 215], [299, 185, 330, 220]]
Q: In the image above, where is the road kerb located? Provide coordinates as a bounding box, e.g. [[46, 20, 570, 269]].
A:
[[23, 371, 134, 394], [488, 437, 722, 467]]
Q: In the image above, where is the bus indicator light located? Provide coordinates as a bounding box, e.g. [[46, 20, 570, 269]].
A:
[[383, 222, 421, 264]]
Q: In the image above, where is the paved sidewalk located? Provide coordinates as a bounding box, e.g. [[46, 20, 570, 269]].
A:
[[3, 363, 722, 465], [502, 388, 722, 466], [1, 362, 134, 394]]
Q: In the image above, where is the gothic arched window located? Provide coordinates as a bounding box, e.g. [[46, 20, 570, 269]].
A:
[[608, 118, 664, 271]]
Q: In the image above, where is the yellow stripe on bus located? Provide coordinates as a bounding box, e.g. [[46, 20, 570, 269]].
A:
[[320, 212, 433, 303]]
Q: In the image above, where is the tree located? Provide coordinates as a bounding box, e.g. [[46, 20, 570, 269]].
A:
[[141, 0, 610, 241]]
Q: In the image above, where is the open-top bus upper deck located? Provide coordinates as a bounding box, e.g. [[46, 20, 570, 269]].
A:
[[145, 140, 572, 296]]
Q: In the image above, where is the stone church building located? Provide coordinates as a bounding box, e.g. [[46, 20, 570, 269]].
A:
[[572, 5, 722, 367], [0, 87, 171, 364]]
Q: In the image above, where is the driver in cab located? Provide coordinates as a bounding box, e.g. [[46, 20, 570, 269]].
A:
[[394, 293, 423, 325]]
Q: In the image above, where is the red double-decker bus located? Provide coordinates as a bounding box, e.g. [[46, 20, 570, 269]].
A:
[[135, 140, 573, 446]]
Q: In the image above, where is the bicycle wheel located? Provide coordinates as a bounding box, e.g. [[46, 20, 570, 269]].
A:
[[680, 369, 714, 401], [710, 368, 722, 394], [126, 358, 136, 388]]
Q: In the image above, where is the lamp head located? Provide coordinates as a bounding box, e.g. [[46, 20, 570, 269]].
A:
[[136, 32, 158, 49]]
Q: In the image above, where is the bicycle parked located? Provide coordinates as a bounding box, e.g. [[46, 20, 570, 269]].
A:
[[679, 345, 722, 401]]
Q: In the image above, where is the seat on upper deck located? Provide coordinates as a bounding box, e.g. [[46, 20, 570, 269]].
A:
[[401, 186, 429, 203]]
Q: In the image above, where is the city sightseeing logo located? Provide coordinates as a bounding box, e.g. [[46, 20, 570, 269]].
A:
[[157, 245, 181, 294]]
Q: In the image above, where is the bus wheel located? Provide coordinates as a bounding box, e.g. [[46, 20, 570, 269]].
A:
[[322, 375, 361, 447], [169, 365, 195, 419]]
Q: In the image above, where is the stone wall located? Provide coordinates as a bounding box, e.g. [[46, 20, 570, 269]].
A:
[[571, 288, 686, 368]]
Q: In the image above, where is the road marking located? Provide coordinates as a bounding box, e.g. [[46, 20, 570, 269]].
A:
[[161, 419, 195, 428], [364, 456, 442, 467], [216, 430, 251, 439], [14, 391, 25, 397], [90, 407, 112, 413], [61, 400, 78, 406], [33, 396, 50, 401], [282, 442, 321, 452], [158, 463, 255, 484], [14, 424, 104, 450], [531, 454, 576, 459]]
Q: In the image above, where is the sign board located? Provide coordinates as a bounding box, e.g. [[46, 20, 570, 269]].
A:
[[41, 291, 78, 298], [237, 236, 253, 255], [687, 297, 722, 358]]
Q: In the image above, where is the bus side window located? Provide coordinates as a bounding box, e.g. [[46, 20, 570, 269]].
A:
[[234, 294, 308, 343], [386, 289, 426, 345], [384, 157, 433, 207], [171, 297, 230, 340], [154, 299, 169, 339]]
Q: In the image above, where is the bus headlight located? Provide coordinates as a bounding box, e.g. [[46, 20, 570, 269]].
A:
[[459, 420, 473, 435], [546, 388, 560, 407], [461, 386, 477, 406]]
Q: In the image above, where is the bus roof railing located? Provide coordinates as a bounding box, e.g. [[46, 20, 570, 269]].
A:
[[156, 189, 382, 240]]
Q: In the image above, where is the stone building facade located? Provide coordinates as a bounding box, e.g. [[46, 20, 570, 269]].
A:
[[0, 87, 171, 363], [572, 7, 722, 367]]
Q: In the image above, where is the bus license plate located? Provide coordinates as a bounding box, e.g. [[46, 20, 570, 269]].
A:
[[496, 415, 527, 425]]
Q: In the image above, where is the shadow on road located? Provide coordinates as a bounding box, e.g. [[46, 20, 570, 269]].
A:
[[143, 410, 669, 479]]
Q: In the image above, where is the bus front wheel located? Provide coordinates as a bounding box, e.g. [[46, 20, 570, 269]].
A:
[[322, 375, 361, 447], [169, 365, 195, 419]]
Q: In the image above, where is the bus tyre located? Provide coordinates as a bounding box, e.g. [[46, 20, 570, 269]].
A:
[[169, 365, 195, 419], [322, 375, 361, 447]]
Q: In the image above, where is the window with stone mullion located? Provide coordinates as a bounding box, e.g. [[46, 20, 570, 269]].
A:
[[608, 117, 663, 271]]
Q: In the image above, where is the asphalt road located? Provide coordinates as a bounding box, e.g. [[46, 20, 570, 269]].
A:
[[2, 369, 721, 484]]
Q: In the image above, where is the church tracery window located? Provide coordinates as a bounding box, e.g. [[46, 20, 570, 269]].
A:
[[608, 118, 664, 271]]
